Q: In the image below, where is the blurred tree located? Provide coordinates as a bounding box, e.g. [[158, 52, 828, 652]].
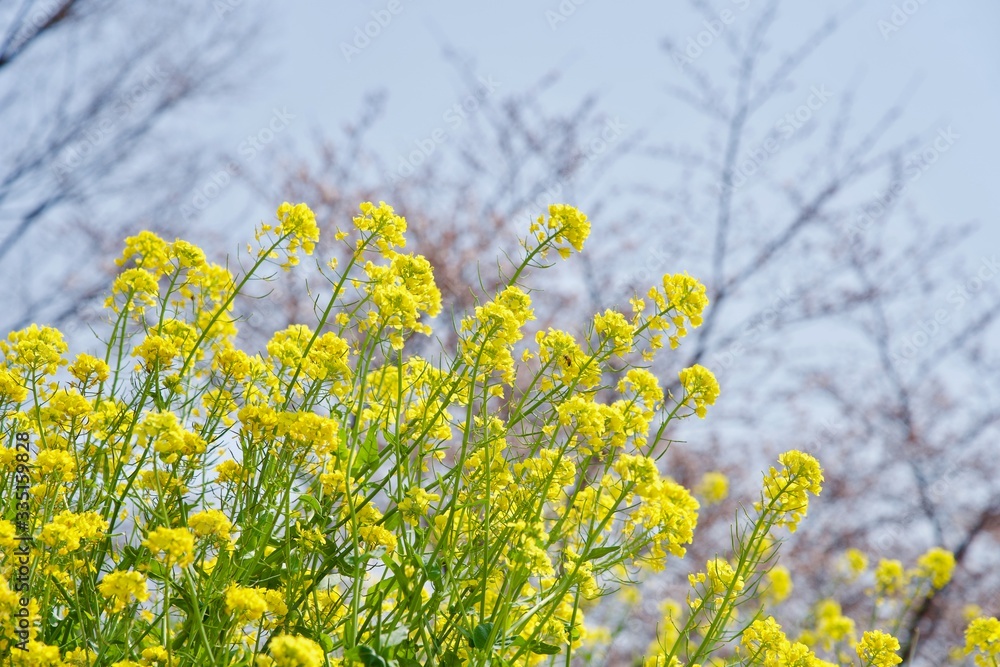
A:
[[0, 0, 262, 331]]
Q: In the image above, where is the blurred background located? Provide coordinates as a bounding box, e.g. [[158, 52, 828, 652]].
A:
[[2, 1, 998, 664]]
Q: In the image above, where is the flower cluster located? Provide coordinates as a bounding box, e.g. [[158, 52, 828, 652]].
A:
[[97, 571, 149, 612], [645, 272, 710, 349], [678, 364, 720, 418], [529, 203, 591, 259], [460, 285, 535, 385], [741, 616, 837, 667], [855, 630, 902, 667], [757, 450, 824, 532], [965, 616, 1000, 667], [261, 201, 321, 269]]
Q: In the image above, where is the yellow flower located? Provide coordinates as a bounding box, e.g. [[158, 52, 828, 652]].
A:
[[741, 617, 833, 667], [273, 202, 320, 269], [136, 410, 205, 464], [756, 450, 824, 533], [39, 510, 108, 554], [98, 570, 149, 612], [1, 324, 68, 376], [873, 559, 907, 598], [844, 548, 868, 578], [276, 410, 339, 455], [188, 509, 234, 542], [814, 599, 856, 649], [268, 634, 326, 667], [140, 646, 170, 666], [645, 272, 709, 348], [0, 520, 18, 551], [678, 364, 720, 418], [40, 388, 92, 430], [0, 367, 28, 403], [35, 449, 76, 482], [226, 584, 269, 622], [662, 272, 709, 326], [67, 353, 110, 385], [359, 251, 442, 349], [856, 630, 902, 667], [763, 565, 793, 605], [116, 230, 171, 275], [965, 617, 1000, 667], [106, 268, 160, 315], [530, 203, 590, 259], [916, 546, 955, 589], [460, 286, 535, 384], [216, 459, 247, 485], [695, 471, 728, 505], [353, 201, 408, 253], [398, 487, 442, 526], [689, 557, 743, 597], [618, 368, 664, 409], [11, 641, 63, 666], [594, 308, 634, 355], [358, 525, 397, 554], [64, 647, 98, 665], [742, 616, 788, 661], [143, 526, 196, 568], [170, 238, 207, 269]]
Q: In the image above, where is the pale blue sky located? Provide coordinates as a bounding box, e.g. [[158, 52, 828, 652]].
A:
[[195, 0, 999, 259]]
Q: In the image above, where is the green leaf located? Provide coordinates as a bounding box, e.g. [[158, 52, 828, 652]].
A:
[[471, 622, 494, 650], [526, 641, 561, 655], [299, 493, 323, 516], [353, 423, 380, 473], [143, 559, 169, 583], [347, 645, 387, 667], [383, 509, 402, 531], [318, 633, 335, 653], [118, 545, 140, 570], [582, 546, 620, 561]]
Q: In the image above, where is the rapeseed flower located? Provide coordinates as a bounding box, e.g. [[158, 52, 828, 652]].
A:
[[678, 364, 720, 418], [965, 616, 1000, 667], [757, 450, 824, 533], [267, 634, 326, 667], [916, 546, 955, 589], [143, 526, 196, 568], [98, 570, 149, 612], [856, 630, 902, 667]]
